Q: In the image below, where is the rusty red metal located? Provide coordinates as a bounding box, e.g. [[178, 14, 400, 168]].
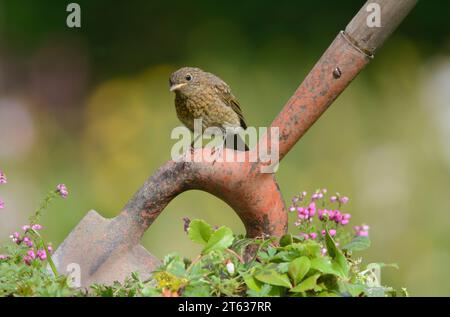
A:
[[53, 31, 372, 286], [259, 31, 371, 161]]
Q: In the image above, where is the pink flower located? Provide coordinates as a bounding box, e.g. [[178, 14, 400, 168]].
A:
[[289, 206, 296, 212], [24, 256, 33, 265], [22, 225, 30, 231], [339, 196, 349, 204], [23, 237, 33, 248], [296, 202, 316, 222], [354, 224, 370, 237], [47, 244, 53, 254], [31, 224, 43, 230], [333, 211, 342, 222], [328, 210, 336, 220], [307, 203, 316, 217], [0, 254, 9, 260], [24, 249, 36, 264], [318, 209, 329, 221], [297, 207, 308, 220], [298, 210, 306, 218], [321, 229, 336, 236], [0, 199, 4, 209], [27, 250, 36, 258], [330, 196, 338, 203], [321, 248, 327, 256], [309, 232, 318, 240], [357, 230, 369, 237], [0, 171, 6, 184], [9, 232, 21, 244], [300, 233, 309, 240], [339, 213, 351, 225], [56, 184, 69, 198], [36, 249, 47, 260]]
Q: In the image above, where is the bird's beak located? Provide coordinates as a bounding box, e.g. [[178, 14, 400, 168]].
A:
[[169, 83, 187, 92]]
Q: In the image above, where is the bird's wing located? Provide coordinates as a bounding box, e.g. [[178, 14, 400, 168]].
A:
[[214, 82, 247, 129]]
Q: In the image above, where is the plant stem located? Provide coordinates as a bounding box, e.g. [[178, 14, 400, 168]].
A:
[[30, 228, 58, 277], [29, 191, 57, 224], [225, 248, 245, 264]]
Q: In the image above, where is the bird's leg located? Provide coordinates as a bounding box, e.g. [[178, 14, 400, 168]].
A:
[[190, 134, 202, 154], [210, 136, 226, 165], [177, 134, 201, 162]]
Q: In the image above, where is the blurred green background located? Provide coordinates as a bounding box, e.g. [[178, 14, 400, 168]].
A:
[[1, 0, 450, 296]]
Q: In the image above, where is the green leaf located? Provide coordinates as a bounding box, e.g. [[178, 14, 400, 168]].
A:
[[255, 270, 292, 288], [310, 257, 343, 277], [342, 236, 371, 252], [183, 283, 211, 297], [202, 226, 234, 254], [324, 228, 349, 277], [267, 246, 277, 257], [284, 240, 322, 258], [338, 281, 366, 297], [290, 273, 321, 292], [243, 274, 262, 292], [288, 256, 311, 285], [166, 257, 186, 277], [188, 219, 213, 245], [279, 234, 293, 247], [141, 287, 160, 297], [277, 262, 290, 274], [271, 251, 297, 262], [247, 284, 272, 297], [316, 291, 340, 297]]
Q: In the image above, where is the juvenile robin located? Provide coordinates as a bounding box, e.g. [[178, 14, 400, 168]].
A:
[[169, 67, 249, 151]]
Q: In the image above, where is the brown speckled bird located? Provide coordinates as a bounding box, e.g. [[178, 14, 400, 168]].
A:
[[169, 67, 248, 151]]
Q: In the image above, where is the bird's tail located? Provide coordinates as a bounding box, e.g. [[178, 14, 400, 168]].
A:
[[224, 133, 249, 151]]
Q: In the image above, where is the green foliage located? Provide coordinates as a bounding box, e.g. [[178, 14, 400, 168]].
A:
[[288, 256, 310, 285], [0, 245, 72, 297], [187, 219, 213, 245], [118, 220, 402, 297], [324, 228, 349, 278], [0, 219, 406, 297]]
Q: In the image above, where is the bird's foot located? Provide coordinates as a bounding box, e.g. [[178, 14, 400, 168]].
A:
[[210, 144, 224, 165], [176, 146, 195, 162]]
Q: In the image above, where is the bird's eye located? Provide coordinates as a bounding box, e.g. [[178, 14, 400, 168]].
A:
[[185, 74, 192, 81]]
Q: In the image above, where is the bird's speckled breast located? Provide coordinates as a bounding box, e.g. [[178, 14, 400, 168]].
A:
[[175, 91, 240, 132]]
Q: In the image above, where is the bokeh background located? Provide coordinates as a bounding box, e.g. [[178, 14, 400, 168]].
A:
[[1, 0, 449, 296]]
